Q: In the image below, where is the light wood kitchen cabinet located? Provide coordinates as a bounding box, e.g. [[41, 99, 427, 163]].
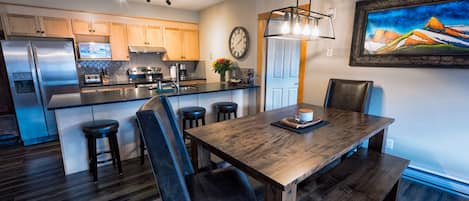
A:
[[127, 24, 163, 46], [2, 14, 39, 36], [127, 24, 146, 46], [41, 17, 73, 38], [110, 23, 129, 61], [164, 27, 183, 60], [2, 14, 72, 38], [164, 27, 199, 61], [72, 19, 110, 36], [146, 25, 164, 47], [182, 30, 199, 60]]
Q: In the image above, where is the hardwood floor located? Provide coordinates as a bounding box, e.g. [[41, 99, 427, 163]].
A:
[[0, 141, 467, 201]]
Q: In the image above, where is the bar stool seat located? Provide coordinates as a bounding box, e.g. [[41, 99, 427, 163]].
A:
[[215, 102, 238, 122], [182, 107, 206, 120], [82, 119, 122, 182], [181, 107, 206, 142], [82, 120, 119, 136]]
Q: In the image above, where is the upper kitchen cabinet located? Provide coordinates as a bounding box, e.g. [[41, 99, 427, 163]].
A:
[[182, 29, 199, 61], [146, 25, 164, 47], [110, 23, 129, 61], [164, 27, 183, 60], [2, 14, 72, 38], [127, 24, 163, 46], [41, 17, 73, 38], [164, 27, 199, 61], [72, 19, 110, 36]]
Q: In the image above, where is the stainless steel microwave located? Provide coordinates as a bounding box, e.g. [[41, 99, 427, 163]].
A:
[[78, 42, 112, 59]]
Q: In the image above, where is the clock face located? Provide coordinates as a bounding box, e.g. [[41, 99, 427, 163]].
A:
[[229, 27, 249, 59]]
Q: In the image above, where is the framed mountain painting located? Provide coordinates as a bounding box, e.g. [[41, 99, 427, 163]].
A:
[[350, 0, 469, 68]]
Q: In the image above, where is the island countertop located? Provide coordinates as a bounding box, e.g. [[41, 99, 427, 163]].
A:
[[48, 83, 259, 110]]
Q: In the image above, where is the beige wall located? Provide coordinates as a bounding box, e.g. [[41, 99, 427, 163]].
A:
[[198, 0, 257, 83], [304, 0, 469, 186], [0, 0, 199, 23], [255, 0, 469, 190]]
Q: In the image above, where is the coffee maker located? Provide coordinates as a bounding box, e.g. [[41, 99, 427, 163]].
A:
[[179, 64, 188, 81]]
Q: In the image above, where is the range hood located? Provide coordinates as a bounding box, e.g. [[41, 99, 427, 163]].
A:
[[128, 46, 167, 53]]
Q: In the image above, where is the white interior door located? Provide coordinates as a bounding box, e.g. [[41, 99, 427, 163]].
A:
[[265, 38, 300, 111]]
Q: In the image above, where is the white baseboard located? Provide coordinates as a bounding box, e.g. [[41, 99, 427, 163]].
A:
[[403, 166, 469, 197]]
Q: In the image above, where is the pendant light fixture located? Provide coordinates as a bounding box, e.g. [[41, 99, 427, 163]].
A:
[[264, 0, 335, 40]]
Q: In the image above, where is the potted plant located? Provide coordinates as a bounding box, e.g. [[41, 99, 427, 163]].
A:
[[212, 58, 234, 82]]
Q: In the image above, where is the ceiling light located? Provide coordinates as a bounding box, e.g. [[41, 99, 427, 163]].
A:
[[264, 0, 335, 40]]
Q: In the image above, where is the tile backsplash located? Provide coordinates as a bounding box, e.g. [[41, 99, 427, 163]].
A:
[[77, 53, 204, 82]]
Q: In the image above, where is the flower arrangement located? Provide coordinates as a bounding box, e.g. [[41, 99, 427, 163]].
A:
[[212, 58, 234, 82]]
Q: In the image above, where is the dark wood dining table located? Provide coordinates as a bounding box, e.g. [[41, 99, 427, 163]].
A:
[[184, 103, 394, 201]]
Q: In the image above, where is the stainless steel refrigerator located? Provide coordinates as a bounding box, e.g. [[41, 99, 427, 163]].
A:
[[1, 40, 79, 146]]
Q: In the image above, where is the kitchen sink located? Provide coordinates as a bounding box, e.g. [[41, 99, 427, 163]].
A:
[[178, 85, 198, 91]]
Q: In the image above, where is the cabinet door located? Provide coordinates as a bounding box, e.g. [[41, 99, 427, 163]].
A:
[[92, 21, 110, 36], [4, 14, 41, 36], [182, 30, 199, 60], [127, 24, 146, 46], [146, 25, 163, 47], [41, 17, 72, 38], [164, 28, 183, 60], [72, 19, 91, 35], [110, 23, 129, 61]]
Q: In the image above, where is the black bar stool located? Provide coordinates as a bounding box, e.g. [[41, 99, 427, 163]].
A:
[[82, 119, 123, 182], [215, 102, 238, 122], [181, 106, 206, 141]]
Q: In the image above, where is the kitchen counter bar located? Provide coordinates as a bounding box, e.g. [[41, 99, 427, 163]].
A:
[[48, 83, 258, 110], [49, 83, 258, 175]]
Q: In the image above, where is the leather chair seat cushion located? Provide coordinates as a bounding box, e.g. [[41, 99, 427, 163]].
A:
[[215, 102, 238, 113], [181, 107, 206, 119], [82, 120, 119, 136], [187, 167, 257, 201]]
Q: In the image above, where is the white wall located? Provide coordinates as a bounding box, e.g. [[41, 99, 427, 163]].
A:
[[0, 0, 199, 22], [198, 0, 257, 83], [256, 0, 469, 191]]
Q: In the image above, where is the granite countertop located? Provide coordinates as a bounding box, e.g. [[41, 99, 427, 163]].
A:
[[80, 78, 207, 88], [48, 83, 259, 110]]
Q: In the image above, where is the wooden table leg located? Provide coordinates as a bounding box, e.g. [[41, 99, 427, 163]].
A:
[[264, 183, 297, 201], [384, 178, 401, 201], [190, 140, 210, 173], [369, 128, 387, 153]]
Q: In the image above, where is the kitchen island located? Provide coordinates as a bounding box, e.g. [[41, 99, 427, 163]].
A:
[[48, 83, 258, 175]]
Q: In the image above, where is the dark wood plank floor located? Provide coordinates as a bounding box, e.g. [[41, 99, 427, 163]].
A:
[[0, 141, 467, 201]]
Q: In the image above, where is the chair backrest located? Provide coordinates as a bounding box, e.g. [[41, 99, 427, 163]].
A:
[[324, 79, 373, 113], [136, 96, 193, 201]]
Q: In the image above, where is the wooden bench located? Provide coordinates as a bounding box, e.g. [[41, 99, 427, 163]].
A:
[[297, 149, 409, 201]]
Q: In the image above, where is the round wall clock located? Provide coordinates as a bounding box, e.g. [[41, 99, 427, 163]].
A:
[[229, 26, 249, 59]]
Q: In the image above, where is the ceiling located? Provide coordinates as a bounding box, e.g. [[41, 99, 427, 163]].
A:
[[127, 0, 224, 11]]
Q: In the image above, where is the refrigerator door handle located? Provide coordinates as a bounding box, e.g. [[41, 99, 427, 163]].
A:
[[27, 44, 45, 113]]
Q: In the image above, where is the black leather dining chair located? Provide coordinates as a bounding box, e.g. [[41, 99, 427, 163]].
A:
[[136, 96, 257, 201], [324, 79, 373, 113]]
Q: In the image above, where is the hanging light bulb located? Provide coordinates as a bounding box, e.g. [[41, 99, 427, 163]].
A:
[[293, 22, 301, 35], [293, 15, 302, 35], [281, 21, 291, 34], [303, 19, 311, 36], [312, 19, 320, 37], [280, 13, 291, 34]]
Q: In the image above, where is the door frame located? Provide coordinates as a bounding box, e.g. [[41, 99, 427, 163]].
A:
[[257, 6, 308, 112]]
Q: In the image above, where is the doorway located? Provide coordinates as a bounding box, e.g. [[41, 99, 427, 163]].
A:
[[264, 39, 300, 111]]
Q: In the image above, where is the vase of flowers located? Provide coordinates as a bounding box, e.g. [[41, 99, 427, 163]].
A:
[[212, 58, 233, 82]]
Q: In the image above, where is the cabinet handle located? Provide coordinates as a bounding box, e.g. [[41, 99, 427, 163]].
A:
[[89, 29, 92, 32], [41, 31, 45, 34], [36, 30, 41, 33]]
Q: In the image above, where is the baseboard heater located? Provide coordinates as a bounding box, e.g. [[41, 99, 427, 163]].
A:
[[403, 166, 469, 198]]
